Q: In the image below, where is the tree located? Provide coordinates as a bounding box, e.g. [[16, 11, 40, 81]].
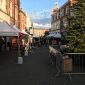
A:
[[66, 0, 85, 52]]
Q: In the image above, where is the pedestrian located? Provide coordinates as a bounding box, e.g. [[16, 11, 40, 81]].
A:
[[55, 52, 63, 77], [50, 52, 56, 66], [60, 45, 69, 54], [24, 43, 28, 56], [55, 44, 69, 77]]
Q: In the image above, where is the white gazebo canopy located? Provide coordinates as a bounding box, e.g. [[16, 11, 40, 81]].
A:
[[46, 32, 55, 38], [46, 32, 61, 38], [54, 32, 61, 38], [12, 25, 21, 33], [13, 25, 28, 35], [0, 22, 19, 36], [21, 30, 28, 35]]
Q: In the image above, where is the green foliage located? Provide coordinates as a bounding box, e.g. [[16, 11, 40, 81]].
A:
[[66, 0, 85, 52]]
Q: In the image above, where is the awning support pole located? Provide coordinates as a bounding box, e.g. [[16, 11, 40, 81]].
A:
[[18, 35, 21, 57], [17, 34, 23, 64]]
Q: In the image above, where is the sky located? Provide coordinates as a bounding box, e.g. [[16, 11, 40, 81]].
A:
[[20, 0, 68, 28]]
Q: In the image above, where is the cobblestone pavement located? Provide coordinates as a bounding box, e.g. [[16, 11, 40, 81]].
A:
[[0, 47, 85, 85]]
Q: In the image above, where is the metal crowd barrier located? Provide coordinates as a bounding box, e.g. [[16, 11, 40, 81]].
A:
[[49, 46, 85, 81], [49, 46, 85, 74], [63, 53, 85, 74]]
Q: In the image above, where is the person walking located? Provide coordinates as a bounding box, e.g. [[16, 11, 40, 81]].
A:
[[55, 51, 63, 77], [55, 44, 69, 77]]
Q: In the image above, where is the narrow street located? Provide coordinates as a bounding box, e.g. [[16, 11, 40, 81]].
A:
[[0, 47, 85, 85]]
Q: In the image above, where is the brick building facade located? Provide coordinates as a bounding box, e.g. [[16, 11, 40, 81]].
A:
[[51, 0, 77, 44], [0, 0, 20, 27], [19, 8, 26, 32], [51, 0, 77, 31]]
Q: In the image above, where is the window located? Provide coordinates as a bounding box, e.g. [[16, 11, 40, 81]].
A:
[[57, 25, 58, 29], [51, 15, 54, 22], [66, 6, 69, 14], [57, 12, 60, 18], [57, 12, 59, 19], [60, 9, 64, 17], [15, 0, 18, 5]]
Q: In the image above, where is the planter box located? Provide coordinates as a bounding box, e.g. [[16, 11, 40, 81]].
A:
[[63, 58, 72, 73]]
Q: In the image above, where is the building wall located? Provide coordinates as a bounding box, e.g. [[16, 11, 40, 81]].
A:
[[19, 9, 26, 32], [51, 0, 76, 32], [26, 12, 32, 31], [14, 0, 20, 27], [33, 29, 49, 37], [10, 0, 15, 25], [59, 1, 70, 32], [51, 0, 77, 31], [0, 0, 20, 27], [0, 0, 6, 13], [51, 2, 59, 32], [51, 22, 57, 31], [50, 0, 78, 43]]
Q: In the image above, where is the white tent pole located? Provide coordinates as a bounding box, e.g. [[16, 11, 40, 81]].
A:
[[5, 37, 7, 51], [17, 34, 23, 64], [18, 35, 21, 57]]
